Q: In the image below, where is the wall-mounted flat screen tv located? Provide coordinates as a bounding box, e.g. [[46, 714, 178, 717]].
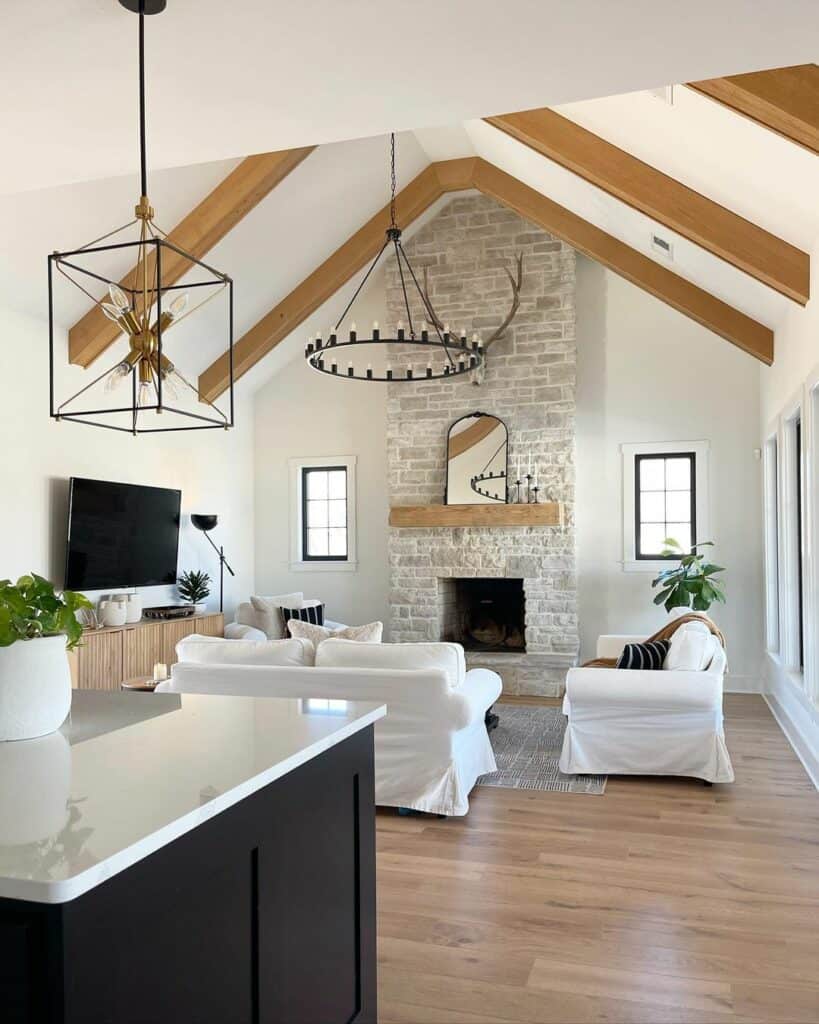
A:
[[65, 478, 182, 591]]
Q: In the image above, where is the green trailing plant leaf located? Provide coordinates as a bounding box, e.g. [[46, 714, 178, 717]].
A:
[[177, 570, 211, 605], [650, 538, 727, 615], [0, 574, 92, 650]]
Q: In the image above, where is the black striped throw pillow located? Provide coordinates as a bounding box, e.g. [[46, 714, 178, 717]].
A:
[[280, 603, 325, 636], [615, 639, 670, 671]]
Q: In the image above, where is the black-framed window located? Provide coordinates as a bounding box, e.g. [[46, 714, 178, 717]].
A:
[[301, 466, 348, 561], [635, 453, 696, 559]]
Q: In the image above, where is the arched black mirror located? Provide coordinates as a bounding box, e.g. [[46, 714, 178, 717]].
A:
[[445, 412, 508, 505]]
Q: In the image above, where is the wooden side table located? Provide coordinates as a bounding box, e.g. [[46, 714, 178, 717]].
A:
[[121, 676, 161, 692]]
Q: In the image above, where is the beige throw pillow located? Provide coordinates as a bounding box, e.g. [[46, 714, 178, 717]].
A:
[[287, 619, 383, 645], [249, 593, 303, 639]]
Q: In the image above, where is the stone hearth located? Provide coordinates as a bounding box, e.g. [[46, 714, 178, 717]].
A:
[[386, 194, 578, 696]]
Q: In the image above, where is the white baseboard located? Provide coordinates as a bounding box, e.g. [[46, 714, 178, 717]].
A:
[[763, 667, 819, 791]]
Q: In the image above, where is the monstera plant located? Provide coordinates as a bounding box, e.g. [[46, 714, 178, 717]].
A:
[[651, 539, 726, 613]]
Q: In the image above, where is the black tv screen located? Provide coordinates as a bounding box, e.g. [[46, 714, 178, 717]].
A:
[[65, 478, 181, 591]]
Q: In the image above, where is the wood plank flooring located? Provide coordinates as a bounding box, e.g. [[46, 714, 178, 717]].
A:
[[376, 695, 819, 1024]]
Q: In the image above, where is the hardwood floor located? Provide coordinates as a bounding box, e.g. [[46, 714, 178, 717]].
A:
[[375, 695, 819, 1024]]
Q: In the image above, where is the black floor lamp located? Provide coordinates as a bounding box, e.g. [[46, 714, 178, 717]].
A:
[[191, 515, 235, 614]]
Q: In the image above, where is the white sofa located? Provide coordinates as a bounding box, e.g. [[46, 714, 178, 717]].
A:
[[157, 636, 502, 816], [559, 618, 734, 784]]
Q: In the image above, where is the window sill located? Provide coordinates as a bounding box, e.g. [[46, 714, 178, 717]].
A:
[[621, 559, 675, 574], [289, 561, 358, 573]]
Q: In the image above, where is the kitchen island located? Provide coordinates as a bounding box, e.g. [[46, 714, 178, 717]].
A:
[[0, 690, 385, 1024]]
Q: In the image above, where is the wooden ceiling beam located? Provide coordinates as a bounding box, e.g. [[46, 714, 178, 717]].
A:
[[486, 108, 809, 305], [68, 146, 315, 368], [199, 154, 774, 401], [689, 64, 819, 157], [471, 158, 773, 365], [198, 159, 475, 402]]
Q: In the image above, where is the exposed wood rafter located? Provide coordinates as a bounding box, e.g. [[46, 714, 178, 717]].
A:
[[485, 108, 809, 305], [689, 64, 819, 157], [68, 146, 315, 368], [199, 155, 774, 401]]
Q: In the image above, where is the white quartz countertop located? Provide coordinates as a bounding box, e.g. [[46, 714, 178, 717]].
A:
[[0, 690, 385, 905]]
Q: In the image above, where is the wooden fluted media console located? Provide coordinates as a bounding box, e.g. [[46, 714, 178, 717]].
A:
[[68, 613, 224, 690]]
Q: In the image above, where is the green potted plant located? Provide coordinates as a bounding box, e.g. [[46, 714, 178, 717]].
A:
[[0, 574, 92, 742], [177, 570, 211, 614], [651, 538, 726, 613]]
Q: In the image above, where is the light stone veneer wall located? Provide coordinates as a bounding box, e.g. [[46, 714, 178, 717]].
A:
[[385, 194, 578, 696]]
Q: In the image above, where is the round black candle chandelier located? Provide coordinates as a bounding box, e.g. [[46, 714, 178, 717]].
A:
[[304, 134, 484, 383], [47, 0, 234, 435]]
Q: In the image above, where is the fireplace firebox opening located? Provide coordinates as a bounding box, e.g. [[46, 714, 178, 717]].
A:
[[441, 577, 526, 652]]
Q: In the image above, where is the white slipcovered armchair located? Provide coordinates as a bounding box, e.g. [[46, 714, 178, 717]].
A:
[[560, 616, 734, 784]]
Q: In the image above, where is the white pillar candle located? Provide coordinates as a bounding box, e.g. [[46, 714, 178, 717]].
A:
[[153, 663, 168, 682]]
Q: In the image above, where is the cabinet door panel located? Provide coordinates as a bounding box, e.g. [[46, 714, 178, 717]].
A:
[[77, 632, 122, 690], [122, 624, 162, 679]]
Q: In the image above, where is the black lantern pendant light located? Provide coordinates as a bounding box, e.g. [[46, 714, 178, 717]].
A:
[[304, 134, 483, 383], [48, 0, 234, 434]]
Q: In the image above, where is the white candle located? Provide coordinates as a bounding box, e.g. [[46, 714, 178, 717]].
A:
[[153, 662, 168, 682]]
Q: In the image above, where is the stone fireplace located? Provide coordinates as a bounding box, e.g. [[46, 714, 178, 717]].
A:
[[385, 194, 578, 696]]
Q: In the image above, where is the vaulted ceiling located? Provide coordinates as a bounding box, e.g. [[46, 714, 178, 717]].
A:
[[3, 47, 818, 404], [2, 1, 818, 194]]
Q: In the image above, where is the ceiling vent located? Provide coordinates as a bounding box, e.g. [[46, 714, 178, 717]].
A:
[[651, 233, 674, 261]]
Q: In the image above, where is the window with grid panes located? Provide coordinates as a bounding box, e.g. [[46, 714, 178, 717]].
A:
[[301, 466, 348, 560], [634, 453, 696, 558]]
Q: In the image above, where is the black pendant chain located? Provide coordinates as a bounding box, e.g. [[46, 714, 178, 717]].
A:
[[389, 133, 397, 230]]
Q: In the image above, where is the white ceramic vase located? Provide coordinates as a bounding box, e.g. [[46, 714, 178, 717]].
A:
[[0, 635, 72, 742], [193, 602, 207, 615]]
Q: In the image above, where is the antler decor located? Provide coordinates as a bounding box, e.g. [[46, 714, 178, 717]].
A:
[[484, 253, 523, 350], [421, 254, 523, 386]]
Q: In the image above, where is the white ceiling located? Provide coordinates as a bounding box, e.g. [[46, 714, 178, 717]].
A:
[[2, 0, 818, 195]]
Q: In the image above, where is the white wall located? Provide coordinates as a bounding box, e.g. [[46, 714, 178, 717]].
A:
[[1, 305, 255, 620], [252, 277, 390, 631], [759, 249, 819, 786], [575, 257, 764, 688]]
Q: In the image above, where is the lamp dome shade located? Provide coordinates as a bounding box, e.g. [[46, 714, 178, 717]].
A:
[[191, 514, 218, 532]]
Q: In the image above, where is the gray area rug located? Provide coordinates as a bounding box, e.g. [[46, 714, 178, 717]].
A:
[[478, 704, 607, 795]]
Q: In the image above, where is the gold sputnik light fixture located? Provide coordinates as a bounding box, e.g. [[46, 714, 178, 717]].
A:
[[48, 0, 234, 434]]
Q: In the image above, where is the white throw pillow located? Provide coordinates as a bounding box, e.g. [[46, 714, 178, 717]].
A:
[[176, 635, 315, 667], [664, 623, 718, 672], [248, 593, 304, 639], [287, 620, 383, 645], [316, 638, 466, 689]]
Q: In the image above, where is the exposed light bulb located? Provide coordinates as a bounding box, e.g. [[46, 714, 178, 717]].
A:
[[101, 302, 124, 323], [108, 283, 130, 313], [373, 320, 379, 330], [104, 362, 131, 392], [137, 381, 154, 407], [160, 370, 181, 400], [167, 293, 188, 319]]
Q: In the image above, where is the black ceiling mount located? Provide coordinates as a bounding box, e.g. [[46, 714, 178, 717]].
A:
[[118, 0, 167, 13]]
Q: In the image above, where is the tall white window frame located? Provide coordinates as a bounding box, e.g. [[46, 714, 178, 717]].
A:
[[762, 431, 780, 654], [779, 400, 805, 681], [804, 371, 819, 705], [621, 440, 710, 573], [288, 455, 358, 572]]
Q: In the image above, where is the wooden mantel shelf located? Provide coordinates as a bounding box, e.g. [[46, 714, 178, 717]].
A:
[[389, 503, 562, 528]]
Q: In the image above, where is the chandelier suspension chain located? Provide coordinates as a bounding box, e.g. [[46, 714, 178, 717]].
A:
[[138, 0, 148, 198], [389, 133, 397, 229]]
